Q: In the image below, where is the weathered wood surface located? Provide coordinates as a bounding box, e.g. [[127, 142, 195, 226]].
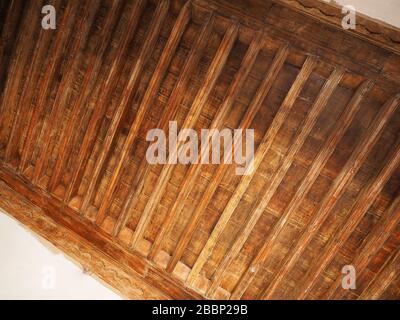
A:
[[0, 0, 399, 299]]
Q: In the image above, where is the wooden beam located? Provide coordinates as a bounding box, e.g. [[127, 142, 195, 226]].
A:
[[152, 44, 289, 263], [95, 1, 191, 225], [230, 79, 373, 299], [31, 5, 80, 184], [296, 140, 400, 299], [206, 68, 348, 297], [62, 0, 146, 202], [80, 0, 170, 214], [19, 3, 74, 174], [195, 0, 400, 93], [2, 0, 44, 162], [171, 56, 316, 278], [0, 0, 25, 118], [129, 22, 239, 249], [48, 1, 121, 191], [112, 14, 215, 237], [248, 93, 400, 300], [147, 30, 265, 261], [33, 2, 91, 184], [326, 190, 400, 299], [359, 248, 400, 300], [0, 165, 202, 300], [0, 180, 169, 299]]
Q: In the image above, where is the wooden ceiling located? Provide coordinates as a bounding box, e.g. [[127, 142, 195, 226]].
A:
[[0, 0, 399, 299]]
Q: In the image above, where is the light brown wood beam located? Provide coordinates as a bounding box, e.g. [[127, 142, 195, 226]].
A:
[[3, 1, 39, 162], [62, 0, 146, 202], [32, 2, 90, 184], [179, 56, 317, 282], [112, 14, 215, 237], [206, 67, 347, 297], [147, 30, 265, 261], [249, 93, 400, 301], [48, 1, 121, 191], [0, 0, 19, 76], [129, 22, 239, 249], [244, 80, 372, 299], [0, 165, 202, 300], [297, 140, 400, 299], [30, 4, 78, 184], [19, 3, 74, 174], [0, 0, 25, 119], [95, 0, 191, 225], [80, 0, 170, 213], [326, 190, 400, 299], [359, 248, 400, 300]]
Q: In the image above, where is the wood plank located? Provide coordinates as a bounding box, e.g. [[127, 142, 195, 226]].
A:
[[248, 93, 400, 300], [130, 22, 239, 249], [63, 0, 146, 202], [296, 140, 400, 299], [30, 4, 79, 184], [0, 180, 169, 299], [0, 165, 202, 300], [2, 0, 44, 162], [80, 0, 170, 213], [359, 248, 400, 300], [0, 0, 25, 118], [169, 55, 316, 276], [148, 30, 265, 261], [48, 1, 121, 191], [206, 68, 348, 297], [19, 3, 74, 174], [230, 79, 373, 299], [112, 14, 216, 237], [32, 2, 92, 184], [95, 0, 191, 224], [327, 191, 400, 299]]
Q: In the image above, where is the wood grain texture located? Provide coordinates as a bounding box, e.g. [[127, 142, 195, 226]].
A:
[[186, 56, 317, 286], [297, 140, 400, 299], [166, 44, 291, 273], [80, 0, 170, 214], [148, 30, 264, 261], [0, 0, 399, 299], [327, 190, 400, 299], [256, 93, 400, 300], [64, 0, 147, 202], [113, 12, 216, 237], [48, 1, 122, 191], [130, 21, 239, 249], [207, 67, 345, 297]]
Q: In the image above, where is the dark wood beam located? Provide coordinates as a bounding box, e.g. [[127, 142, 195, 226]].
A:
[[48, 1, 121, 191], [249, 93, 400, 300], [327, 190, 400, 299], [112, 12, 215, 237], [130, 21, 239, 249], [95, 0, 191, 225], [80, 0, 170, 213], [148, 30, 264, 261], [64, 0, 146, 202], [207, 67, 347, 297]]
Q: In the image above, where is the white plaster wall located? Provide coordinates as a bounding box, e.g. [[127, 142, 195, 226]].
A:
[[323, 0, 400, 28], [0, 210, 121, 300]]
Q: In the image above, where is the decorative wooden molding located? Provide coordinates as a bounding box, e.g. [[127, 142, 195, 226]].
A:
[[1, 0, 399, 300], [0, 165, 202, 300]]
